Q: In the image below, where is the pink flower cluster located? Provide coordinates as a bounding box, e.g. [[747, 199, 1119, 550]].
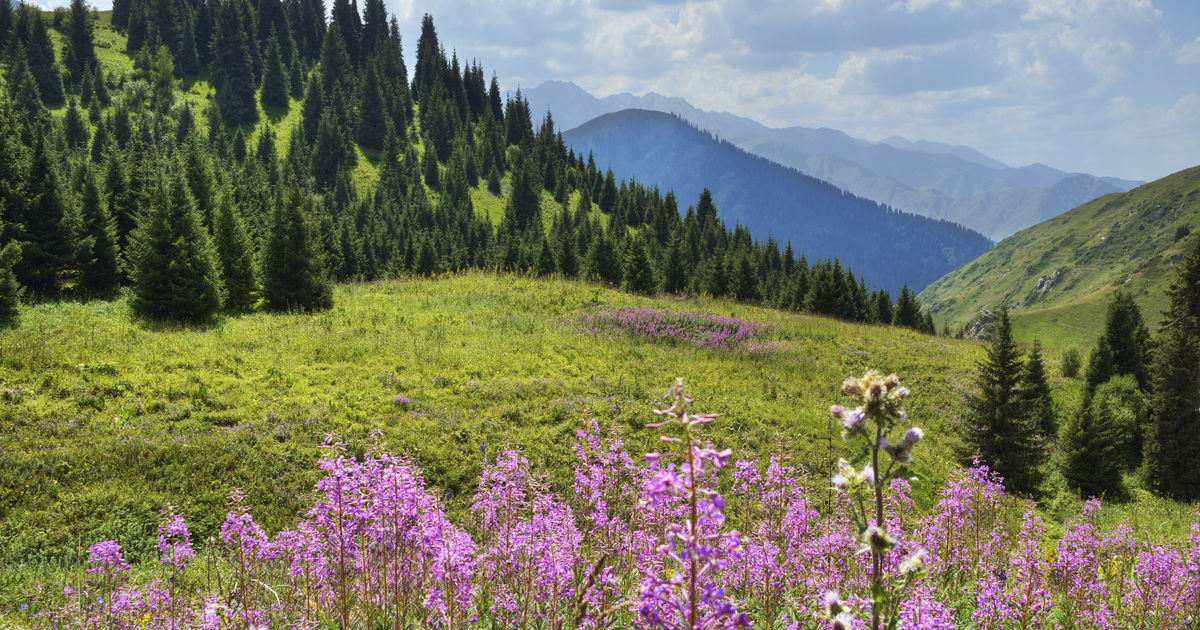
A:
[[581, 308, 770, 351]]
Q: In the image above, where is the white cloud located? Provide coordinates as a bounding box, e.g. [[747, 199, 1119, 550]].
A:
[[1179, 37, 1200, 63], [388, 0, 1189, 180]]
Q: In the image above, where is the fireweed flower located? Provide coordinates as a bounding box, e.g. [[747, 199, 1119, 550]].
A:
[[637, 378, 749, 630]]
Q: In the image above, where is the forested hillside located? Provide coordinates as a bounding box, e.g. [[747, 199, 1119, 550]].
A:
[[0, 0, 955, 332]]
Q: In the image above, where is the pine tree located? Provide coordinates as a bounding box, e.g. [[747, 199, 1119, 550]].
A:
[[0, 238, 20, 327], [1093, 375, 1148, 472], [260, 32, 289, 109], [660, 232, 688, 294], [1016, 340, 1056, 436], [413, 236, 438, 275], [1102, 289, 1152, 390], [232, 128, 247, 161], [729, 250, 760, 301], [874, 289, 894, 325], [329, 0, 361, 67], [319, 24, 354, 98], [702, 248, 729, 297], [16, 129, 72, 292], [92, 64, 110, 105], [64, 98, 88, 149], [178, 10, 200, 75], [210, 0, 258, 125], [151, 45, 175, 113], [300, 70, 324, 144], [556, 228, 579, 277], [962, 306, 1046, 497], [623, 238, 655, 294], [356, 60, 388, 150], [13, 58, 47, 123], [534, 237, 556, 276], [598, 168, 617, 214], [125, 3, 148, 53], [129, 166, 224, 322], [1084, 335, 1115, 395], [583, 225, 621, 284], [892, 285, 922, 328], [62, 0, 98, 86], [422, 142, 440, 191], [212, 190, 259, 311], [14, 6, 65, 106], [505, 162, 540, 231], [261, 179, 333, 311], [111, 0, 131, 28], [1143, 237, 1200, 502], [1060, 399, 1124, 500], [487, 164, 501, 195], [77, 164, 120, 292], [289, 55, 304, 99]]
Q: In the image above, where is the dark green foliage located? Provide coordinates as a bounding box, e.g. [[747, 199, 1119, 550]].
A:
[[413, 237, 438, 276], [129, 166, 224, 322], [212, 191, 259, 311], [77, 164, 120, 292], [11, 6, 65, 106], [1143, 237, 1200, 502], [963, 307, 1047, 497], [210, 0, 258, 125], [356, 61, 387, 150], [232, 129, 247, 162], [152, 46, 175, 113], [64, 99, 88, 149], [300, 70, 324, 144], [62, 0, 98, 86], [874, 289, 894, 325], [556, 229, 578, 277], [623, 238, 655, 295], [701, 248, 729, 298], [112, 0, 131, 28], [535, 237, 556, 276], [487, 164, 501, 195], [0, 239, 20, 327], [599, 168, 617, 214], [660, 232, 688, 294], [329, 0, 361, 67], [311, 108, 350, 191], [289, 55, 304, 99], [89, 115, 108, 163], [319, 24, 354, 98], [504, 162, 540, 232], [1101, 290, 1151, 390], [1016, 340, 1056, 436], [1093, 375, 1147, 471], [584, 225, 621, 285], [422, 143, 440, 191], [1061, 347, 1082, 378], [261, 182, 333, 312], [12, 54, 47, 122], [1084, 336, 1115, 395], [892, 284, 922, 328], [92, 65, 110, 105], [178, 10, 200, 75], [1060, 397, 1124, 500], [260, 33, 289, 109], [729, 251, 759, 301], [15, 130, 72, 292]]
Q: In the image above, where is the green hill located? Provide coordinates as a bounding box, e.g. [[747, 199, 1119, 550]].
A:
[[919, 166, 1200, 348]]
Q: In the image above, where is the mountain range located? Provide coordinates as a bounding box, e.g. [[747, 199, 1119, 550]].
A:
[[525, 81, 1144, 241], [562, 110, 992, 294]]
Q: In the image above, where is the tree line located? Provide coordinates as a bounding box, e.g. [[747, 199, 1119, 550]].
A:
[[962, 236, 1200, 503], [0, 1, 941, 335]]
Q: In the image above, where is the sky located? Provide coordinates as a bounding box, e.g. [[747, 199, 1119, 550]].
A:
[[71, 0, 1199, 181]]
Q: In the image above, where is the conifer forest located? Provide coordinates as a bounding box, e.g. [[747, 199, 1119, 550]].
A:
[[0, 0, 1199, 628]]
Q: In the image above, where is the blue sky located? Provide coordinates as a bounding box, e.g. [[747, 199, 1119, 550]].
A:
[[73, 0, 1198, 181]]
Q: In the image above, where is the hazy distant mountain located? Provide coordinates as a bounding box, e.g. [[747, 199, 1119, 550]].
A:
[[524, 81, 1145, 240], [563, 110, 992, 293]]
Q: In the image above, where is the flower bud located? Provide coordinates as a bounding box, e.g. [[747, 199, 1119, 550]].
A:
[[903, 427, 923, 446], [842, 377, 862, 396], [823, 591, 845, 617], [862, 525, 895, 554], [830, 405, 846, 419], [899, 548, 928, 577]]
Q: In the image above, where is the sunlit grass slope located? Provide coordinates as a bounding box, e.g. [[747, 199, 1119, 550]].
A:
[[919, 166, 1200, 349]]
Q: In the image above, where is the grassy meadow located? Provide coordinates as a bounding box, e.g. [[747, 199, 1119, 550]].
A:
[[2, 273, 1196, 611]]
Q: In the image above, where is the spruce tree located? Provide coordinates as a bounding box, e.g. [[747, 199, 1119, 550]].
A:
[[535, 237, 556, 276], [261, 179, 333, 311], [16, 129, 72, 292], [77, 164, 120, 292], [487, 164, 501, 195], [13, 59, 47, 123], [1060, 399, 1124, 500], [319, 24, 354, 98], [892, 285, 922, 328], [1102, 290, 1152, 390], [598, 168, 617, 214], [1143, 237, 1200, 501], [300, 70, 324, 144], [62, 0, 97, 86], [92, 65, 110, 105], [64, 98, 88, 149], [413, 237, 438, 275], [702, 248, 729, 297], [1016, 339, 1056, 435], [212, 190, 259, 311], [210, 0, 258, 125], [260, 32, 289, 109], [289, 55, 304, 99], [112, 0, 131, 28], [125, 3, 148, 53], [874, 289, 894, 325], [583, 225, 621, 284], [178, 10, 200, 75], [1084, 335, 1115, 395], [14, 6, 65, 105], [660, 232, 688, 294], [623, 238, 656, 294], [505, 162, 540, 231], [729, 250, 760, 301], [129, 166, 224, 322], [356, 60, 388, 150], [962, 306, 1046, 497], [556, 228, 579, 277], [0, 238, 20, 327], [1093, 375, 1148, 471]]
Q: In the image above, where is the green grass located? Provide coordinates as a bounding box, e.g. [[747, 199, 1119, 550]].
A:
[[920, 166, 1200, 349]]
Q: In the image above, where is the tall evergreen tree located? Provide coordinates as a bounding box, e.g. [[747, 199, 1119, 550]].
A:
[[210, 0, 258, 125], [112, 0, 131, 28], [892, 284, 922, 328], [356, 59, 388, 149], [178, 9, 200, 75], [319, 23, 354, 98], [300, 70, 324, 144], [64, 98, 88, 149], [505, 161, 540, 232], [261, 179, 333, 311], [873, 289, 894, 325], [260, 32, 289, 108], [660, 232, 688, 294], [583, 224, 621, 285], [1060, 398, 1124, 500], [702, 248, 729, 298], [1016, 339, 1056, 435], [212, 190, 259, 310], [329, 0, 362, 67], [128, 165, 224, 321], [729, 250, 760, 301], [0, 237, 19, 327], [12, 6, 65, 105], [62, 0, 98, 86], [125, 2, 147, 53], [412, 13, 441, 100], [623, 238, 655, 295], [1084, 335, 1115, 395], [77, 164, 120, 292], [1143, 237, 1200, 502], [15, 129, 72, 291], [962, 306, 1046, 497], [1102, 289, 1152, 391], [556, 228, 579, 277]]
